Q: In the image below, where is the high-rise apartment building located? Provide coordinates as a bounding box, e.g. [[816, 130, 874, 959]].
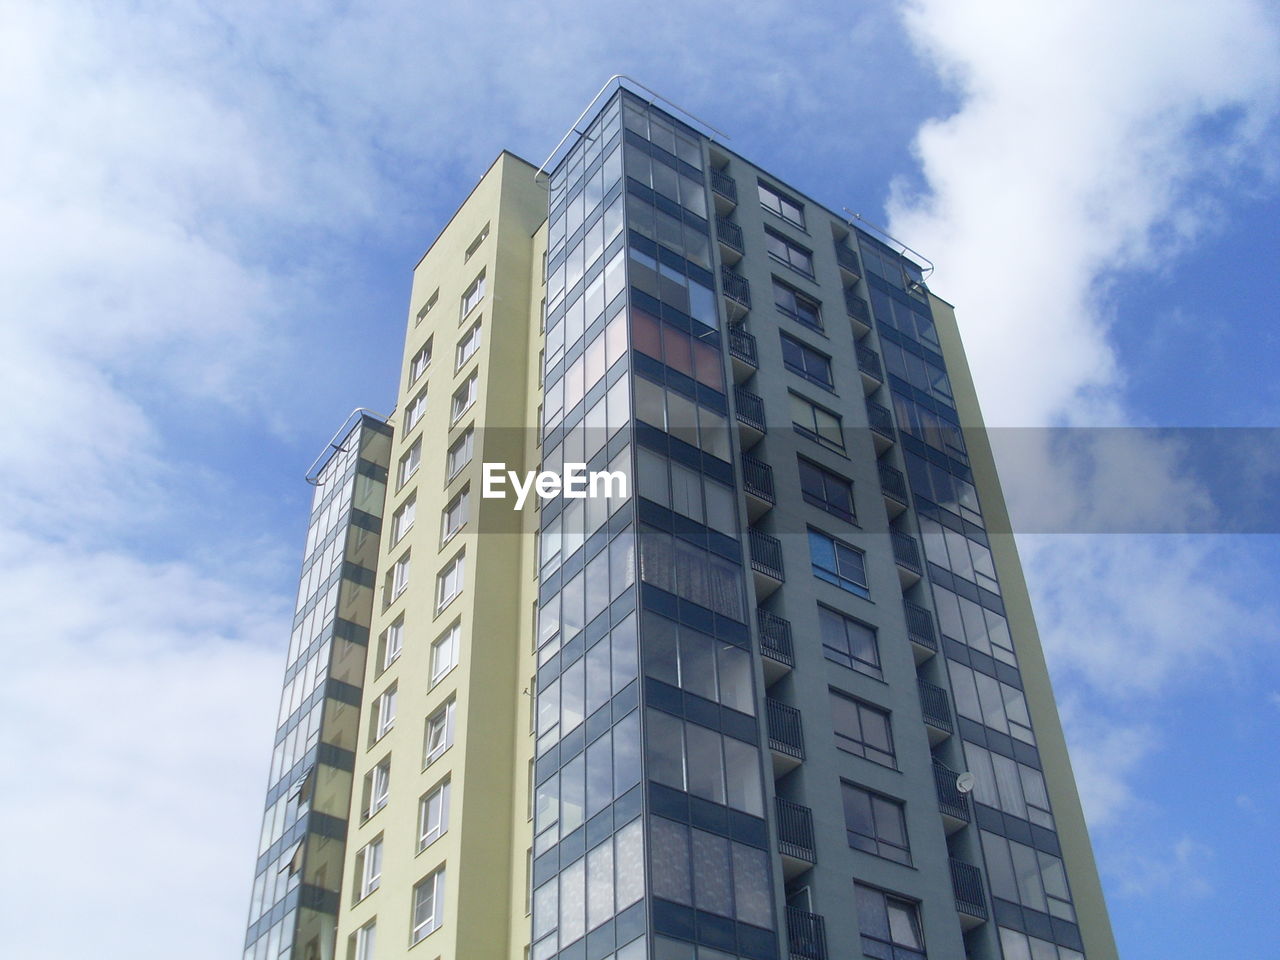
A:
[[241, 82, 1117, 960]]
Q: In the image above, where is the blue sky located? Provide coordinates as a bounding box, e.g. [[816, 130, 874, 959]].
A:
[[1, 1, 1277, 957]]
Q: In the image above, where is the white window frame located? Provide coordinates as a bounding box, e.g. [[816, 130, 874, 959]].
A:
[[465, 223, 489, 261], [391, 551, 411, 601], [365, 759, 390, 818], [409, 338, 433, 382], [418, 779, 451, 851], [430, 623, 460, 685], [380, 618, 404, 671], [423, 699, 456, 767], [392, 496, 416, 544], [411, 866, 447, 943], [461, 271, 485, 319], [450, 372, 479, 424], [405, 387, 428, 432], [355, 836, 383, 900], [398, 440, 422, 488], [455, 320, 482, 370], [352, 920, 376, 960], [373, 685, 397, 741], [441, 486, 469, 545], [446, 428, 474, 480], [436, 551, 465, 612]]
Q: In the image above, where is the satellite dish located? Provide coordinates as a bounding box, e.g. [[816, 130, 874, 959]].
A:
[[955, 772, 976, 795]]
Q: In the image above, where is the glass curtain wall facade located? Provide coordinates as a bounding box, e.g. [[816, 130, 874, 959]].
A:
[[532, 91, 780, 960], [243, 414, 393, 960]]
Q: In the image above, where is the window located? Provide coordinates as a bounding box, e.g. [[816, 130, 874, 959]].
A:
[[411, 866, 446, 943], [799, 458, 855, 522], [830, 689, 895, 767], [398, 439, 422, 488], [772, 277, 822, 329], [999, 927, 1085, 960], [854, 884, 925, 960], [436, 551, 465, 611], [441, 486, 469, 543], [450, 372, 478, 423], [981, 831, 1076, 922], [404, 387, 428, 432], [409, 338, 433, 382], [446, 428, 474, 479], [351, 920, 376, 960], [430, 622, 460, 685], [790, 393, 843, 451], [842, 783, 910, 864], [423, 699, 457, 766], [390, 551, 410, 601], [419, 779, 451, 850], [363, 757, 390, 819], [765, 228, 814, 278], [819, 605, 880, 679], [378, 618, 404, 671], [465, 222, 489, 261], [948, 660, 1035, 745], [372, 685, 397, 742], [809, 529, 868, 597], [416, 289, 438, 326], [780, 333, 833, 388], [919, 516, 999, 595], [354, 836, 383, 900], [758, 180, 805, 228], [461, 271, 485, 318], [455, 321, 482, 370], [962, 740, 1054, 829], [391, 495, 416, 544]]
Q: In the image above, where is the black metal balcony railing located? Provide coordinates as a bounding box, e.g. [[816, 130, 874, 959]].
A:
[[856, 343, 882, 380], [742, 454, 775, 504], [766, 698, 805, 760], [950, 858, 989, 921], [749, 528, 785, 582], [711, 168, 738, 204], [728, 323, 758, 368], [722, 267, 752, 308], [716, 216, 744, 253], [835, 244, 861, 278], [775, 797, 816, 863], [785, 906, 828, 960], [845, 289, 871, 325], [904, 600, 939, 652], [757, 609, 795, 667], [734, 385, 766, 433], [891, 529, 923, 575], [933, 760, 971, 824], [918, 679, 954, 734], [878, 461, 909, 505], [866, 399, 895, 441]]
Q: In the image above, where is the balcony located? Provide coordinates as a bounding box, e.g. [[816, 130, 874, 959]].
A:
[[878, 461, 909, 519], [918, 678, 953, 744], [742, 453, 775, 521], [711, 167, 738, 215], [950, 858, 989, 929], [775, 797, 816, 877], [845, 289, 872, 336], [835, 243, 861, 282], [766, 698, 805, 775], [721, 266, 751, 321], [716, 216, 744, 265], [933, 760, 971, 834], [734, 385, 766, 449], [749, 527, 785, 598], [903, 600, 938, 661], [866, 399, 895, 454], [757, 608, 794, 682], [727, 323, 758, 383], [786, 906, 828, 960], [891, 529, 922, 587], [856, 343, 883, 394]]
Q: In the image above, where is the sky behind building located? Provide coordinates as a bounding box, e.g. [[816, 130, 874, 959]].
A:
[[1, 1, 1277, 958]]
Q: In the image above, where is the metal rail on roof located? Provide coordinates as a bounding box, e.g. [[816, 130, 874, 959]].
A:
[[534, 75, 730, 182], [304, 407, 390, 484], [843, 207, 935, 286]]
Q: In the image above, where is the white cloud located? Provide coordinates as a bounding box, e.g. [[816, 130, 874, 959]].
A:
[[1108, 836, 1214, 900]]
